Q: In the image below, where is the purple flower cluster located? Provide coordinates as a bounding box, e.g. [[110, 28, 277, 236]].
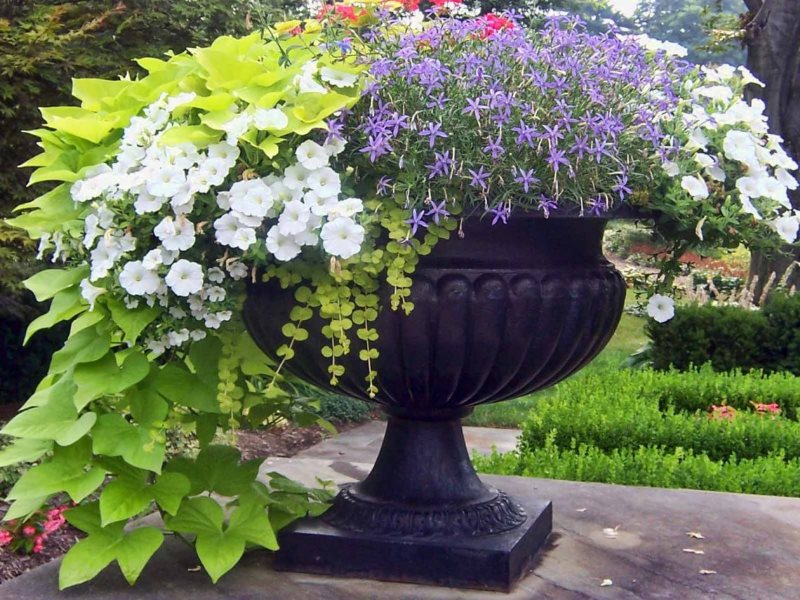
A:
[[340, 14, 691, 221]]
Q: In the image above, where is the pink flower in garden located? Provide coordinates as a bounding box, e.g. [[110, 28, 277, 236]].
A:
[[753, 402, 780, 416], [32, 535, 46, 554], [709, 404, 737, 422], [22, 525, 37, 538], [0, 530, 13, 547]]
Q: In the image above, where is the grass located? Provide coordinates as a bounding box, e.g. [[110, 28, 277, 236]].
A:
[[465, 291, 646, 428]]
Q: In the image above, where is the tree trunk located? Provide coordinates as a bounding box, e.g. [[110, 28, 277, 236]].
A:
[[743, 0, 800, 301]]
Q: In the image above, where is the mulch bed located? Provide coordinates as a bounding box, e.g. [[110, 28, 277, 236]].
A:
[[0, 418, 368, 584]]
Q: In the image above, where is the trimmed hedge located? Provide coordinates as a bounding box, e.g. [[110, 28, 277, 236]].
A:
[[474, 368, 800, 497], [519, 370, 800, 462], [646, 293, 800, 375], [475, 438, 800, 498]]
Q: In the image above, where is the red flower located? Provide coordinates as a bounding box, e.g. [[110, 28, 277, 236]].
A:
[[430, 0, 462, 6], [480, 13, 515, 39], [22, 525, 37, 538], [0, 530, 13, 547], [400, 0, 419, 10]]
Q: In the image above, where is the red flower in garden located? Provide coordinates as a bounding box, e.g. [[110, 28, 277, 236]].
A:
[[753, 402, 781, 416], [400, 0, 420, 10], [0, 530, 13, 547], [709, 404, 737, 422], [430, 0, 463, 6], [480, 13, 515, 38]]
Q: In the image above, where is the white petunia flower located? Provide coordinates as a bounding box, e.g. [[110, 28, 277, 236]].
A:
[[283, 164, 311, 190], [146, 165, 187, 198], [119, 260, 161, 296], [694, 153, 715, 168], [154, 216, 196, 251], [320, 67, 359, 88], [723, 130, 759, 165], [760, 177, 791, 208], [328, 197, 364, 219], [165, 92, 197, 112], [294, 60, 327, 94], [646, 294, 675, 323], [772, 214, 799, 243], [221, 113, 251, 144], [266, 226, 302, 261], [680, 175, 709, 200], [735, 176, 762, 199], [306, 167, 341, 197], [165, 259, 204, 297], [324, 137, 347, 157], [775, 168, 799, 191], [693, 85, 733, 103], [198, 157, 233, 188], [206, 285, 226, 302], [83, 214, 103, 250], [295, 140, 329, 170], [134, 190, 166, 214], [190, 330, 207, 341], [207, 267, 225, 283], [738, 66, 765, 88], [320, 216, 365, 259], [662, 160, 680, 177], [231, 227, 257, 251], [686, 129, 709, 151], [253, 108, 289, 131], [303, 190, 339, 216], [142, 248, 165, 270], [226, 260, 248, 280], [277, 200, 311, 235], [214, 213, 243, 247], [207, 143, 240, 167], [79, 279, 105, 310], [229, 179, 274, 217]]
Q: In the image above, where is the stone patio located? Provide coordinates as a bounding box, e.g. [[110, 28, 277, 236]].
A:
[[2, 421, 799, 599]]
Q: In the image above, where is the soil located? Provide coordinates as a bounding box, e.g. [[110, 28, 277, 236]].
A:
[[0, 418, 371, 585]]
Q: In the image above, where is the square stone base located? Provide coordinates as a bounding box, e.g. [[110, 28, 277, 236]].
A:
[[273, 497, 552, 592]]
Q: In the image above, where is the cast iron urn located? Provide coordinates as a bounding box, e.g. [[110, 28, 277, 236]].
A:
[[243, 213, 627, 591]]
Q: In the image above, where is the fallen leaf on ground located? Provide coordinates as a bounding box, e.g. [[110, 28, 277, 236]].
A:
[[682, 548, 705, 555], [687, 531, 705, 539], [188, 566, 202, 572], [576, 508, 587, 512], [602, 526, 620, 538], [699, 569, 717, 575], [600, 579, 613, 587]]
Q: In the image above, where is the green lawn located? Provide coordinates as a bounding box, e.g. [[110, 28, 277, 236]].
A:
[[465, 295, 647, 428]]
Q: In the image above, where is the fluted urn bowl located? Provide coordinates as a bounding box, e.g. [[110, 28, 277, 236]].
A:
[[243, 213, 628, 591]]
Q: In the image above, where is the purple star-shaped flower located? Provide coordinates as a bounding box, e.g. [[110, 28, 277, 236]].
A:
[[463, 98, 487, 120], [406, 209, 429, 236], [467, 166, 490, 189], [547, 147, 570, 173], [538, 195, 558, 218], [483, 135, 505, 159], [419, 121, 448, 149], [376, 176, 393, 197], [513, 168, 540, 193], [426, 200, 450, 225], [489, 204, 510, 225]]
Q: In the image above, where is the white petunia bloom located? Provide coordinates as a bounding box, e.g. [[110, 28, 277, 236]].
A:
[[328, 197, 364, 219], [142, 249, 165, 270], [253, 108, 289, 131], [693, 85, 733, 103], [680, 175, 709, 200], [306, 167, 341, 197], [662, 160, 680, 177], [320, 217, 365, 259], [295, 140, 329, 170], [214, 213, 243, 247], [195, 157, 231, 188], [207, 267, 225, 283], [221, 113, 252, 144], [147, 165, 187, 198], [90, 244, 114, 281], [83, 214, 103, 249], [207, 143, 240, 167], [646, 294, 675, 323], [320, 67, 359, 88], [735, 176, 762, 199], [772, 214, 800, 243], [304, 190, 339, 216], [119, 260, 161, 296], [723, 130, 759, 165], [206, 285, 226, 302], [165, 259, 204, 297], [270, 179, 304, 204], [231, 227, 257, 251], [283, 164, 311, 190], [277, 200, 311, 235], [324, 137, 347, 157], [738, 66, 765, 88], [226, 260, 248, 280], [79, 279, 105, 310], [134, 190, 166, 214], [295, 60, 327, 94], [685, 129, 709, 151], [760, 177, 791, 208], [154, 216, 196, 251], [775, 168, 799, 191], [229, 179, 274, 217], [266, 226, 302, 261]]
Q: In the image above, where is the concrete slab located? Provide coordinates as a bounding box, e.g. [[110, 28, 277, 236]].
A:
[[2, 470, 799, 599], [298, 420, 520, 462]]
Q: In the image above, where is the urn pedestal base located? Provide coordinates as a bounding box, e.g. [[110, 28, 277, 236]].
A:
[[273, 495, 552, 592]]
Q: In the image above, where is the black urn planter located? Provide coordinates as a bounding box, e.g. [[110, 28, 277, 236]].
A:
[[243, 213, 627, 591]]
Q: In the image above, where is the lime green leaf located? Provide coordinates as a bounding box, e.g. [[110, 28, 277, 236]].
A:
[[21, 370, 76, 409], [158, 125, 220, 148], [196, 445, 261, 496], [227, 500, 278, 550], [0, 438, 52, 467], [55, 412, 97, 446], [150, 472, 190, 516], [1, 393, 94, 445], [99, 476, 152, 525], [60, 535, 116, 589], [188, 336, 222, 386], [71, 78, 133, 112], [152, 365, 220, 412], [70, 309, 107, 336], [195, 532, 245, 583], [130, 390, 168, 426], [49, 326, 111, 374], [6, 185, 82, 238], [25, 286, 85, 343], [115, 527, 163, 585], [92, 414, 165, 473], [24, 267, 89, 302], [4, 496, 49, 521], [73, 351, 150, 410], [106, 298, 159, 344], [40, 106, 126, 143], [8, 459, 105, 503], [166, 496, 224, 537]]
